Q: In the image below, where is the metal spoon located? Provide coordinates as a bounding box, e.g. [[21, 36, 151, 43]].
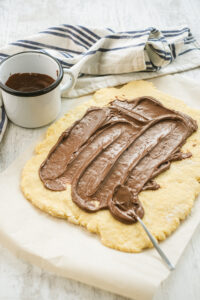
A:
[[134, 213, 175, 271]]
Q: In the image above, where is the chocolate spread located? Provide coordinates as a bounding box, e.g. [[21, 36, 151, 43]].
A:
[[39, 97, 197, 223], [5, 73, 55, 92]]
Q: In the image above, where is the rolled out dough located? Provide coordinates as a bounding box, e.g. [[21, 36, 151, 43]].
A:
[[21, 80, 200, 252]]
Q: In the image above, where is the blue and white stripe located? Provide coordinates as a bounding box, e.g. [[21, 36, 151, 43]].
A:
[[0, 24, 200, 142], [1, 25, 197, 73]]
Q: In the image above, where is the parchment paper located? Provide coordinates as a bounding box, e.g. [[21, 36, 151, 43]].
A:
[[0, 74, 200, 300]]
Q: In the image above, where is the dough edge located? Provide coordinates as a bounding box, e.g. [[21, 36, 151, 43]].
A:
[[21, 80, 200, 253]]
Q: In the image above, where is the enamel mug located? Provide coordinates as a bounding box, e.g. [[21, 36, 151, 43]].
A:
[[0, 51, 75, 128]]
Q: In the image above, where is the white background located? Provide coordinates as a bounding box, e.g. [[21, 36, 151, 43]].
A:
[[0, 1, 200, 299]]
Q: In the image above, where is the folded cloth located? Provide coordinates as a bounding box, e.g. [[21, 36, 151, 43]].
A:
[[0, 24, 200, 142], [0, 97, 7, 143]]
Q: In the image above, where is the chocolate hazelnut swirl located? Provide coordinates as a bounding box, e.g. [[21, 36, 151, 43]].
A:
[[39, 97, 197, 224]]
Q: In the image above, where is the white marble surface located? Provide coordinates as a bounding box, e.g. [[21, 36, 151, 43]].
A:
[[0, 0, 200, 299]]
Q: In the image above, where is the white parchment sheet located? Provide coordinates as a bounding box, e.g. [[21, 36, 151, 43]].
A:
[[0, 74, 200, 300]]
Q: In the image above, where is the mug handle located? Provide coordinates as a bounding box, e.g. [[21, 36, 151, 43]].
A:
[[60, 68, 75, 94]]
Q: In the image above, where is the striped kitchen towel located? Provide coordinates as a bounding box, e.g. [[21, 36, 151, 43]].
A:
[[0, 24, 200, 142]]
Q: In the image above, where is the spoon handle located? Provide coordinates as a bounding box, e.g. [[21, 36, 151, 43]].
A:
[[136, 215, 175, 271]]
